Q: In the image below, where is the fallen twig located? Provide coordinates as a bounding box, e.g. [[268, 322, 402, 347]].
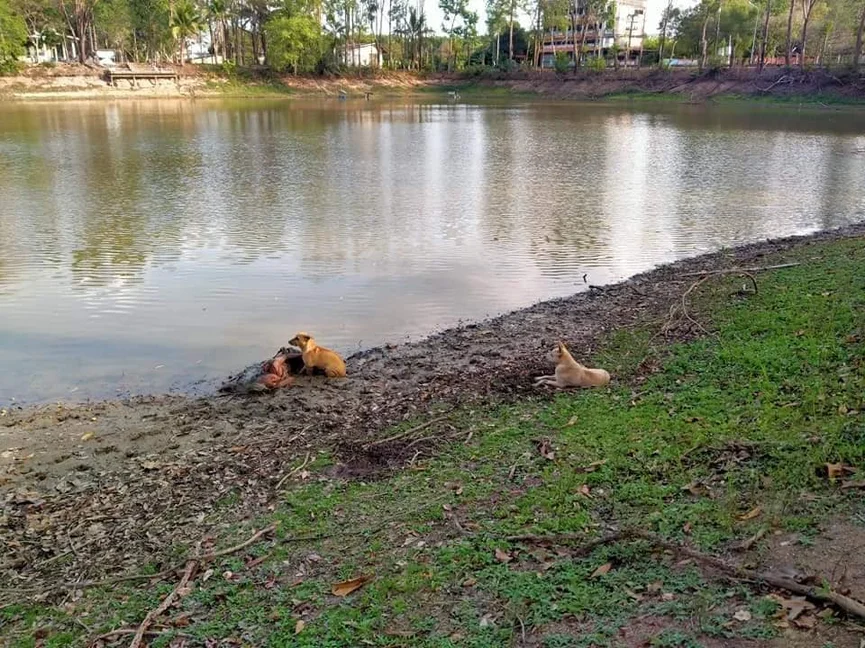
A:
[[275, 453, 312, 490], [756, 74, 792, 92], [129, 559, 197, 648], [510, 528, 865, 620], [34, 536, 98, 569], [13, 524, 280, 599], [678, 263, 800, 278], [363, 414, 452, 449], [89, 628, 173, 646], [193, 523, 278, 563]]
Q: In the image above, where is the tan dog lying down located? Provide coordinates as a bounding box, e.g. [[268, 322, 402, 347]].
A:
[[534, 342, 610, 388]]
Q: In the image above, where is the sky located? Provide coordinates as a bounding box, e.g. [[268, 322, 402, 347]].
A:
[[421, 0, 680, 37]]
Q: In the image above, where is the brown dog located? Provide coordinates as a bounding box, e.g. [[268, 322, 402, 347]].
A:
[[288, 332, 347, 378], [534, 341, 610, 389]]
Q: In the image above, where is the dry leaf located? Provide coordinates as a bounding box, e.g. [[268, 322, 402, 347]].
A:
[[578, 484, 592, 497], [737, 506, 762, 521], [683, 481, 707, 497], [841, 480, 865, 490], [331, 575, 372, 597], [766, 594, 814, 621], [537, 439, 555, 461], [140, 460, 160, 471], [733, 609, 752, 622], [575, 460, 608, 474], [294, 620, 305, 635], [80, 432, 95, 442], [791, 614, 817, 629], [494, 548, 513, 563], [625, 588, 644, 601], [826, 463, 856, 481], [590, 562, 612, 578], [661, 592, 675, 601], [462, 577, 477, 587]]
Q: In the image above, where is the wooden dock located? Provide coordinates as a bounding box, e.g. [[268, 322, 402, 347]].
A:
[[107, 64, 179, 87]]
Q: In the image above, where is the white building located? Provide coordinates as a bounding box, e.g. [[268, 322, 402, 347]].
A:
[[340, 43, 382, 67], [539, 0, 648, 68]]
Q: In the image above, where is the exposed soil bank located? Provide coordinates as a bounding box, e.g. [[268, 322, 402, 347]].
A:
[[450, 66, 865, 102], [2, 223, 864, 597], [2, 65, 864, 102]]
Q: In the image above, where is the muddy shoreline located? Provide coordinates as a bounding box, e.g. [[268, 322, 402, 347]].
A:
[[2, 223, 864, 596], [2, 66, 864, 102]]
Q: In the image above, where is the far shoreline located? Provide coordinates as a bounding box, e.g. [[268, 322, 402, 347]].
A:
[[2, 65, 864, 106]]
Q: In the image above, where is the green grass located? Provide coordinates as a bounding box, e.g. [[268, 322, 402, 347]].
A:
[[3, 236, 864, 647]]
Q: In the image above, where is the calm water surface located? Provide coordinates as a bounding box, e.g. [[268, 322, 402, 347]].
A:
[[1, 99, 864, 404]]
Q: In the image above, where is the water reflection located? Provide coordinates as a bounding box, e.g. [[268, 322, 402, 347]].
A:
[[0, 99, 863, 404]]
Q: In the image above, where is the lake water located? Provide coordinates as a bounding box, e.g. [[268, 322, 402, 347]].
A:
[[1, 99, 864, 405]]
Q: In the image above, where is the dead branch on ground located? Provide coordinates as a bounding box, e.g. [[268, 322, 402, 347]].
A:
[[678, 262, 800, 277], [128, 559, 197, 648], [362, 414, 452, 449], [275, 453, 312, 490], [510, 528, 865, 620]]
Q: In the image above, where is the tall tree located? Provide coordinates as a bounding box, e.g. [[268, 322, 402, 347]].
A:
[[797, 0, 820, 66], [658, 0, 680, 62], [58, 0, 99, 63], [0, 0, 29, 63], [856, 0, 864, 67], [170, 0, 203, 63]]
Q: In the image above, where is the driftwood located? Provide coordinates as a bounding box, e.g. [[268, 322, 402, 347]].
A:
[[509, 529, 865, 621]]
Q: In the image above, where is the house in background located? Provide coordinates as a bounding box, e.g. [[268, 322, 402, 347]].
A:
[[339, 43, 382, 67], [539, 0, 647, 68]]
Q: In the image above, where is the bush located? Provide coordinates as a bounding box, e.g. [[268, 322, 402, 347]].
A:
[[0, 58, 22, 76], [553, 52, 570, 74], [586, 56, 607, 72]]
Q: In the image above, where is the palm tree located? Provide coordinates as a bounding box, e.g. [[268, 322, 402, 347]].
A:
[[208, 0, 229, 62], [171, 0, 205, 65], [406, 7, 428, 69]]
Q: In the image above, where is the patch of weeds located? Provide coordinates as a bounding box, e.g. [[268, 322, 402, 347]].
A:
[[648, 629, 701, 647]]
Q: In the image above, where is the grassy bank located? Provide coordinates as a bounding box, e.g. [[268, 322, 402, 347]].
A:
[[3, 236, 864, 646]]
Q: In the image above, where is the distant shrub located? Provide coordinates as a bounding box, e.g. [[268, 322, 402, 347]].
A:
[[0, 59, 22, 76], [586, 56, 607, 72], [553, 52, 570, 74]]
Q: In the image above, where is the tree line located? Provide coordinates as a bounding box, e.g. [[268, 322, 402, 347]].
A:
[[0, 0, 863, 72]]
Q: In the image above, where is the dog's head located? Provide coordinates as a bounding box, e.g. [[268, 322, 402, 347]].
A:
[[289, 332, 312, 350], [552, 341, 569, 362]]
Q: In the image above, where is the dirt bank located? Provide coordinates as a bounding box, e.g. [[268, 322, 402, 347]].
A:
[[2, 223, 864, 598], [3, 64, 864, 102], [455, 66, 865, 102]]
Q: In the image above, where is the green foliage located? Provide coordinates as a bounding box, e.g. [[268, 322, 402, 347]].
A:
[[586, 55, 607, 71], [553, 50, 569, 72], [0, 0, 28, 62], [264, 13, 321, 73], [170, 0, 204, 61], [0, 56, 21, 73]]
